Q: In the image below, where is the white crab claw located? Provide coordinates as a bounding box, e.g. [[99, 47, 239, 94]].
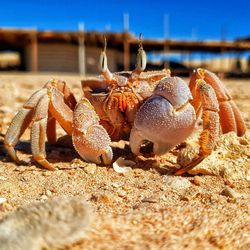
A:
[[72, 98, 113, 165], [83, 146, 112, 165], [72, 125, 113, 165], [130, 77, 196, 156]]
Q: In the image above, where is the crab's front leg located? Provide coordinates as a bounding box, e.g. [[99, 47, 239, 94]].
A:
[[4, 80, 112, 170], [4, 81, 75, 170], [174, 69, 247, 175], [190, 68, 246, 136], [46, 90, 113, 165], [72, 98, 113, 165], [4, 88, 48, 164], [175, 79, 220, 175]]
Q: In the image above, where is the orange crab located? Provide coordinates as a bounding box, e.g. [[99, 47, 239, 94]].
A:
[[4, 38, 246, 175]]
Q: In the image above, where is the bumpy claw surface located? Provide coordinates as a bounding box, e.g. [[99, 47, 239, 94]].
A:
[[130, 77, 196, 156], [72, 98, 113, 165]]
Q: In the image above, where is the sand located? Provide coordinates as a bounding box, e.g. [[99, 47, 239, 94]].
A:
[[0, 72, 249, 250]]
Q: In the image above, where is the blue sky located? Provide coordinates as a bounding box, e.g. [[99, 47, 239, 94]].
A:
[[1, 0, 250, 40]]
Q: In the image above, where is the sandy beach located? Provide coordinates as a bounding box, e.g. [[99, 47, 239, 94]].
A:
[[0, 72, 249, 249]]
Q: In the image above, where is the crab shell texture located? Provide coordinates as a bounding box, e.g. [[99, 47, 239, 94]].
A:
[[4, 48, 246, 175], [82, 70, 196, 154]]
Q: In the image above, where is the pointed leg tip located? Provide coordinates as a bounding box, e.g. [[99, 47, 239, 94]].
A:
[[4, 144, 21, 164], [174, 168, 187, 176], [33, 155, 56, 171]]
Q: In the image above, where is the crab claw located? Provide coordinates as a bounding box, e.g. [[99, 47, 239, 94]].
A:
[[72, 98, 113, 165], [130, 77, 196, 156]]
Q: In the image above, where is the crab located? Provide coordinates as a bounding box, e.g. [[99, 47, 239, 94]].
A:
[[4, 38, 246, 175]]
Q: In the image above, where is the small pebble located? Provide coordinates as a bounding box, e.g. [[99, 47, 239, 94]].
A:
[[0, 176, 7, 181], [132, 220, 138, 225], [42, 171, 52, 177], [193, 176, 203, 186], [246, 175, 250, 182], [70, 159, 86, 168], [224, 179, 235, 188], [0, 106, 13, 113], [180, 195, 190, 201], [142, 197, 158, 203], [91, 193, 112, 204], [133, 168, 144, 176], [122, 185, 131, 191], [220, 187, 240, 199], [84, 164, 97, 175], [177, 144, 199, 166], [46, 190, 52, 196], [117, 190, 127, 198], [41, 195, 48, 200], [112, 182, 124, 188], [164, 176, 191, 190], [0, 197, 7, 205], [160, 194, 167, 202], [239, 137, 248, 145]]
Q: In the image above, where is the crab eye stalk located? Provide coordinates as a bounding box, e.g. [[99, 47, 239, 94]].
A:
[[99, 51, 108, 72], [136, 46, 147, 72], [99, 37, 113, 82], [132, 34, 147, 77]]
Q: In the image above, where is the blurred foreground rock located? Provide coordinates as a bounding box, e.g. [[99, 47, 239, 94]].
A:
[[0, 198, 93, 250]]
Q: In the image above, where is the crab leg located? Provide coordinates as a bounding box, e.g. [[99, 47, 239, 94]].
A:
[[4, 80, 76, 169], [30, 85, 75, 170], [4, 109, 33, 163], [47, 86, 73, 135], [218, 101, 237, 133], [4, 89, 47, 163], [229, 101, 246, 136], [31, 95, 55, 170], [46, 114, 57, 144], [44, 80, 76, 143], [53, 80, 77, 110], [190, 68, 246, 136], [175, 79, 220, 175]]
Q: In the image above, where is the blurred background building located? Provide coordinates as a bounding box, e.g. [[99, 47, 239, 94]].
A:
[[1, 27, 250, 77]]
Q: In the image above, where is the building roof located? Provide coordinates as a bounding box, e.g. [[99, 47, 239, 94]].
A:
[[1, 28, 250, 53]]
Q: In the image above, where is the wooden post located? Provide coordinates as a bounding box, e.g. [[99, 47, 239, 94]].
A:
[[124, 39, 130, 71], [123, 13, 130, 71], [164, 40, 170, 69], [78, 22, 86, 75], [188, 51, 191, 68], [220, 46, 225, 79], [31, 31, 38, 72]]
